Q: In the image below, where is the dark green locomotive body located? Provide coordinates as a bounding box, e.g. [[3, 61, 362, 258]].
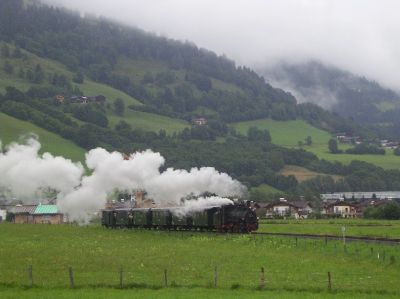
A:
[[102, 203, 258, 233]]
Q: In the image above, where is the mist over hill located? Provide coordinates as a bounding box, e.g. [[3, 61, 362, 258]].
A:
[[260, 61, 400, 129]]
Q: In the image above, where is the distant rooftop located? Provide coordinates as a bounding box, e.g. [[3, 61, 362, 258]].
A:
[[33, 205, 59, 215], [321, 192, 400, 200]]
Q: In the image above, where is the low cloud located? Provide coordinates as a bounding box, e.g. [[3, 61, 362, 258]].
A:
[[44, 0, 400, 91]]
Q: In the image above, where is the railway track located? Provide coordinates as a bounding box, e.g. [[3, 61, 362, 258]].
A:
[[151, 228, 400, 244], [251, 231, 400, 245]]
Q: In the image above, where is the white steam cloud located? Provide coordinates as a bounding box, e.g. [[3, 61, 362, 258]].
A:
[[178, 196, 234, 216], [0, 138, 83, 199], [0, 139, 245, 222]]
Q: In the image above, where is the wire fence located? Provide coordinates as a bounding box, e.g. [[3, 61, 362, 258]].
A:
[[1, 265, 399, 294], [1, 232, 399, 294]]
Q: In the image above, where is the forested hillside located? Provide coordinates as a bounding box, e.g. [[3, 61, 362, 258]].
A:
[[1, 0, 400, 201], [0, 0, 357, 132]]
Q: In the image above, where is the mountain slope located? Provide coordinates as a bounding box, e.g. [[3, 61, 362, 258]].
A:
[[260, 61, 400, 127], [0, 0, 359, 136], [2, 0, 400, 198]]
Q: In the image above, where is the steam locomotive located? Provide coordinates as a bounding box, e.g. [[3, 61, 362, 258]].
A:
[[102, 203, 258, 233]]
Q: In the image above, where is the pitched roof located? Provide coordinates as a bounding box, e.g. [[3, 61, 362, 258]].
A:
[[325, 201, 357, 208], [290, 201, 312, 209], [9, 205, 36, 214], [33, 205, 59, 214]]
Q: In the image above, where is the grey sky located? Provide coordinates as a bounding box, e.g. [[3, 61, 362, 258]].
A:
[[45, 0, 400, 90]]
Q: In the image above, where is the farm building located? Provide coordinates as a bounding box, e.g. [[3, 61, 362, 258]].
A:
[[192, 117, 208, 126], [8, 205, 36, 224], [8, 204, 64, 224], [32, 205, 64, 224], [68, 95, 106, 104]]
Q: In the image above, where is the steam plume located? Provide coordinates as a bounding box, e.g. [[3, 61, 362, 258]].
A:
[[1, 139, 245, 222], [0, 138, 83, 199]]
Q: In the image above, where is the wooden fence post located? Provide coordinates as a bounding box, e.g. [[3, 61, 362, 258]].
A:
[[28, 265, 33, 287], [164, 269, 168, 287], [119, 267, 123, 289], [327, 272, 332, 291], [295, 237, 298, 247], [68, 266, 75, 288], [260, 267, 265, 289], [325, 235, 328, 246], [214, 266, 218, 288]]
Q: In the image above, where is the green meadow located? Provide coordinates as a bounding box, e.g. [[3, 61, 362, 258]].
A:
[[231, 118, 400, 170], [232, 118, 331, 147], [109, 110, 189, 134], [0, 112, 85, 162], [258, 219, 400, 239], [0, 224, 399, 298]]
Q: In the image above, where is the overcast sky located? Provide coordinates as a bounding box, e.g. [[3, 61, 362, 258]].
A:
[[46, 0, 400, 90]]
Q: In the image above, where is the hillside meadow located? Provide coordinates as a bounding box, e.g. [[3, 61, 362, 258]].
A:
[[231, 118, 400, 170], [0, 43, 188, 135], [108, 110, 189, 135], [0, 112, 85, 162], [0, 224, 399, 298]]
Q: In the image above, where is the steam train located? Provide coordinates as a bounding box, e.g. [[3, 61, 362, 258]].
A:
[[102, 203, 258, 233]]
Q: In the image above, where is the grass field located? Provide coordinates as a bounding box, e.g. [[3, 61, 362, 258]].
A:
[[279, 165, 343, 182], [0, 112, 85, 162], [109, 109, 189, 134], [307, 147, 400, 170], [258, 219, 400, 239], [232, 119, 331, 147], [231, 118, 400, 170], [2, 287, 399, 299], [250, 184, 282, 195], [0, 224, 399, 298]]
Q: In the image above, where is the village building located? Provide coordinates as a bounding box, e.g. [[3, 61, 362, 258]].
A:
[[336, 134, 361, 145], [322, 201, 357, 218], [8, 205, 36, 224], [8, 204, 64, 224], [380, 140, 399, 149], [264, 199, 313, 219], [32, 205, 64, 224]]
